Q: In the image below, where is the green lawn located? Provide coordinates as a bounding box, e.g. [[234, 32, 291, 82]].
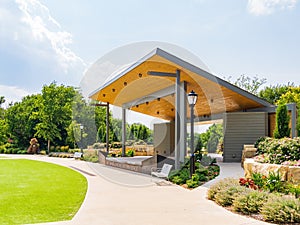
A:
[[0, 159, 87, 225]]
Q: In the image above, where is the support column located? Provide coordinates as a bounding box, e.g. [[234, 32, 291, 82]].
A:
[[175, 69, 181, 170], [290, 103, 297, 138], [122, 108, 126, 157], [179, 81, 187, 163], [106, 103, 110, 153]]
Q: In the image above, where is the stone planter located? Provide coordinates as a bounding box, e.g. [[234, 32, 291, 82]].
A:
[[244, 158, 300, 183]]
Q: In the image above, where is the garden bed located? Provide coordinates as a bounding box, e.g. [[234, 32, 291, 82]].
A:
[[208, 177, 300, 224], [169, 155, 220, 189]]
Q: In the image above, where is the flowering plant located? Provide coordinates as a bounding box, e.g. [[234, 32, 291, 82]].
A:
[[239, 178, 258, 190]]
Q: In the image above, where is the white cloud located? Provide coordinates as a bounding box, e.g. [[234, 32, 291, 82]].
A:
[[247, 0, 298, 16], [15, 0, 86, 72], [0, 85, 33, 106]]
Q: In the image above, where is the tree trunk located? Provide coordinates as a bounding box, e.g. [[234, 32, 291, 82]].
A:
[[47, 139, 50, 154]]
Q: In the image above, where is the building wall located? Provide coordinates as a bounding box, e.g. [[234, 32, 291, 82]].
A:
[[223, 112, 268, 162], [153, 121, 175, 157]]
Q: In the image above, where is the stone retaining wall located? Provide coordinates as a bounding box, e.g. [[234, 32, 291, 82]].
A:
[[244, 158, 300, 183]]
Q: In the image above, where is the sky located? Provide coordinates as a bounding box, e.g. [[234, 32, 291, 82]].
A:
[[0, 0, 299, 128]]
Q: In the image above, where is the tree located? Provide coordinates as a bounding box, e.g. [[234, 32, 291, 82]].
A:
[[259, 83, 294, 104], [35, 83, 76, 152], [0, 96, 7, 144], [273, 104, 290, 139], [199, 124, 223, 153], [276, 87, 300, 136], [228, 74, 267, 95], [5, 94, 41, 148]]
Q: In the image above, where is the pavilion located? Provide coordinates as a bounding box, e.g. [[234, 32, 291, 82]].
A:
[[89, 48, 297, 169]]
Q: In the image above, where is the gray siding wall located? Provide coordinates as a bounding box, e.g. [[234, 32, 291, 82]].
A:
[[223, 112, 267, 162], [153, 122, 175, 157]]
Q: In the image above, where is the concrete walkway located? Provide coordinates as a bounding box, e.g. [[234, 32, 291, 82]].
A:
[[2, 155, 272, 225]]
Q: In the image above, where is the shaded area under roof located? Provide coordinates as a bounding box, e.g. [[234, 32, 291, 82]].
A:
[[89, 48, 273, 121]]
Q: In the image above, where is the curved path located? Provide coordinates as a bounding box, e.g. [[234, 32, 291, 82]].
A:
[[3, 155, 272, 225]]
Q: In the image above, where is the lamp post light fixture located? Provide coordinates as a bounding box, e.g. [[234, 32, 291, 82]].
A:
[[188, 90, 198, 177], [80, 124, 84, 153]]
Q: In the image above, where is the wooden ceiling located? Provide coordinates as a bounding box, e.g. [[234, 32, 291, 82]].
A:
[[89, 49, 272, 121]]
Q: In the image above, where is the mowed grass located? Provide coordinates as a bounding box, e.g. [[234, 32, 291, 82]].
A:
[[0, 159, 87, 225]]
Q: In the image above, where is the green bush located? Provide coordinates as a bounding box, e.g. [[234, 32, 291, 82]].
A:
[[215, 185, 247, 207], [126, 149, 134, 157], [261, 196, 300, 223], [274, 104, 290, 139], [207, 178, 240, 201], [255, 137, 300, 164], [179, 168, 190, 183], [83, 150, 99, 163], [251, 173, 266, 189], [171, 175, 184, 185], [186, 174, 200, 188], [264, 171, 285, 193], [233, 190, 268, 214]]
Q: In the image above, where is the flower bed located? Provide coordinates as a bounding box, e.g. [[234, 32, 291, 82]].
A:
[[255, 137, 300, 165], [208, 177, 300, 224], [169, 155, 220, 189]]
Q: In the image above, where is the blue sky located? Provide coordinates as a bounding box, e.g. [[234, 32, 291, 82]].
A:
[[0, 0, 299, 107]]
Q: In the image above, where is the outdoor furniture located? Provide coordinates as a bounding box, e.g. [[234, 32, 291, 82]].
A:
[[151, 163, 173, 181], [74, 152, 83, 159]]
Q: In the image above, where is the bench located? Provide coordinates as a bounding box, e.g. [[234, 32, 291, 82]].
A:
[[151, 164, 173, 181], [74, 152, 83, 159]]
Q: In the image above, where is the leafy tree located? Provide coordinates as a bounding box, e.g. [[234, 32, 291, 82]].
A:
[[5, 94, 41, 148], [35, 83, 76, 152], [199, 124, 223, 153], [273, 104, 290, 139], [259, 83, 294, 104], [0, 96, 7, 144], [228, 74, 266, 95], [277, 87, 300, 136]]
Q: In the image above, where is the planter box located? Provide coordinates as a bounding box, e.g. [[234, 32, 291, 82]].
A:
[[244, 158, 300, 183]]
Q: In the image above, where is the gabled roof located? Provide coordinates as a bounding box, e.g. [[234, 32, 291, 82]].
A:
[[89, 48, 273, 120]]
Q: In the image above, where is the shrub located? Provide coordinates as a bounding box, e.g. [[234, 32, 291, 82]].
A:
[[186, 174, 200, 188], [264, 171, 285, 193], [233, 190, 268, 214], [126, 149, 134, 157], [251, 173, 266, 189], [55, 146, 61, 152], [50, 146, 55, 152], [170, 175, 184, 185], [40, 150, 47, 155], [179, 168, 190, 183], [255, 137, 300, 164], [274, 104, 290, 139], [92, 142, 103, 149], [261, 195, 300, 223], [83, 150, 99, 163], [239, 178, 258, 190], [215, 185, 247, 207], [207, 178, 240, 201]]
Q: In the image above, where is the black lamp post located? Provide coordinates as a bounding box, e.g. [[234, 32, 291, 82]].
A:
[[188, 90, 198, 177], [80, 124, 84, 153]]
